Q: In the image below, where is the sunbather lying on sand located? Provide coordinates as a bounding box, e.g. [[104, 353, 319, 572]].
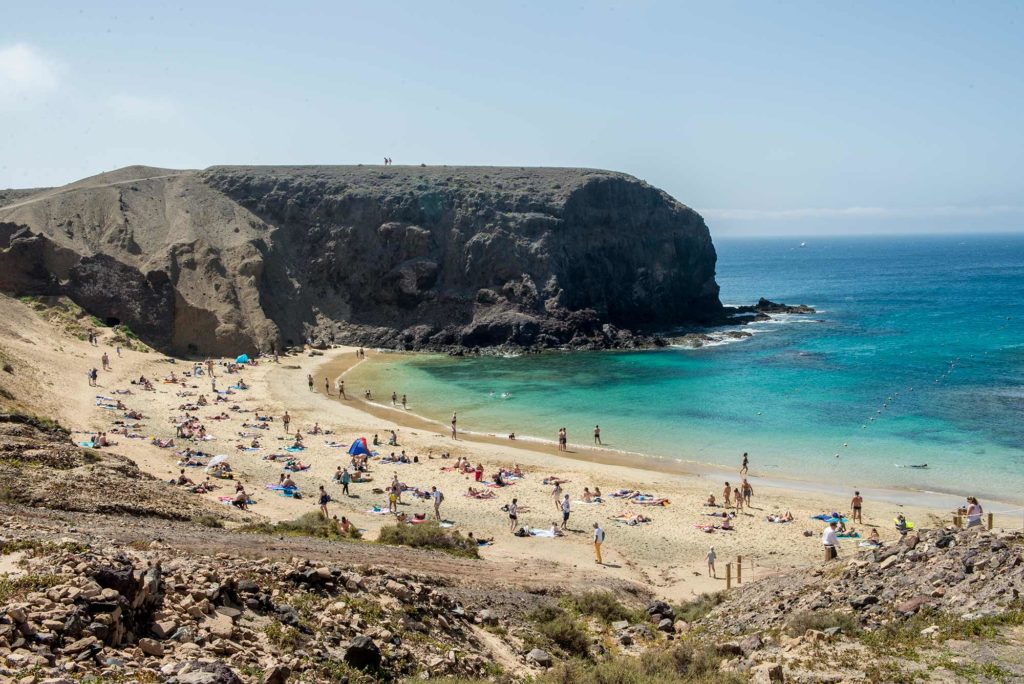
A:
[[542, 476, 570, 486], [611, 513, 652, 525], [766, 512, 794, 523], [465, 487, 496, 499]]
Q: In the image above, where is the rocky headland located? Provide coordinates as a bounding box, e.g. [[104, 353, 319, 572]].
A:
[[0, 165, 728, 356]]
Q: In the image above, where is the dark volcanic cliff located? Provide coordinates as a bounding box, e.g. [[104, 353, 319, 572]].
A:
[[0, 165, 721, 355]]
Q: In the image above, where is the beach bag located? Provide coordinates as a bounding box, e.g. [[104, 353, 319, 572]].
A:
[[514, 526, 528, 537]]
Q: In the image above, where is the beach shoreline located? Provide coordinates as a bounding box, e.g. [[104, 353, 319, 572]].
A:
[[324, 349, 1021, 513]]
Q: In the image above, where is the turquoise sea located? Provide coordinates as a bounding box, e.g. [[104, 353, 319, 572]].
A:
[[348, 234, 1024, 503]]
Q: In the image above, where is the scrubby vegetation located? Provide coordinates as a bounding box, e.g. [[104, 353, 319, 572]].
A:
[[561, 591, 643, 624], [237, 511, 360, 540], [377, 521, 477, 558], [537, 641, 745, 684], [786, 610, 860, 637]]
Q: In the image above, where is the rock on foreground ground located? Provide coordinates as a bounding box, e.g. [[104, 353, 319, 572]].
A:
[[0, 165, 721, 355]]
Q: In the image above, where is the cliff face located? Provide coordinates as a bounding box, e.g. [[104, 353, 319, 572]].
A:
[[0, 165, 721, 355]]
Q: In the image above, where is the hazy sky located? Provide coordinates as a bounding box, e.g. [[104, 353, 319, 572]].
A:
[[2, 1, 1022, 235]]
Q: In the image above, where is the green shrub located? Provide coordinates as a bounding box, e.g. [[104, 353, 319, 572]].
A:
[[785, 610, 860, 637], [237, 512, 351, 540], [674, 592, 727, 623], [193, 514, 224, 529], [377, 521, 478, 558], [0, 573, 63, 604], [538, 641, 744, 684], [563, 591, 643, 624], [527, 606, 591, 657], [263, 620, 303, 650]]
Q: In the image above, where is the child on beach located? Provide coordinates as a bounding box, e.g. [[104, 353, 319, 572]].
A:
[[706, 546, 717, 578]]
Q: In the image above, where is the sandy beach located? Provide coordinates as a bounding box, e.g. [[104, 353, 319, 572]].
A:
[[2, 292, 1013, 603], [8, 304, 1000, 605]]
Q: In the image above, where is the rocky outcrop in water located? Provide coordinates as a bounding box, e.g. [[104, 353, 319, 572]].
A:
[[0, 165, 721, 355]]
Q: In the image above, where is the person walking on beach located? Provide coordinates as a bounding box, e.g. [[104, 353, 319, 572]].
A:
[[966, 496, 984, 528], [560, 494, 571, 530], [307, 374, 314, 392], [324, 377, 331, 395], [742, 479, 754, 507], [740, 452, 749, 475], [451, 412, 457, 439], [594, 425, 601, 445], [87, 368, 97, 387], [822, 521, 839, 561], [282, 411, 291, 433], [318, 485, 331, 518], [391, 391, 397, 407], [401, 394, 407, 409], [432, 486, 444, 520], [593, 522, 604, 565], [338, 378, 346, 399], [706, 546, 717, 578], [551, 481, 563, 509], [733, 487, 744, 512], [851, 490, 863, 523], [340, 468, 351, 497], [722, 482, 731, 507], [508, 498, 519, 532], [101, 352, 110, 371]]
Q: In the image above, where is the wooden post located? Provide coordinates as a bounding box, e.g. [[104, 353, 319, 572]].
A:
[[736, 555, 742, 584], [726, 563, 732, 590], [987, 512, 994, 530], [953, 515, 961, 528]]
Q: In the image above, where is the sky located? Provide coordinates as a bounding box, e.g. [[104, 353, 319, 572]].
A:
[[1, 1, 1022, 236]]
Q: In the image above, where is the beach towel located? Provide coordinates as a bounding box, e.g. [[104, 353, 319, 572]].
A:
[[284, 445, 306, 453], [529, 528, 557, 538], [811, 515, 848, 523], [837, 532, 861, 538], [79, 441, 95, 448], [239, 447, 260, 452], [366, 507, 389, 515], [574, 500, 603, 505], [476, 540, 493, 547]]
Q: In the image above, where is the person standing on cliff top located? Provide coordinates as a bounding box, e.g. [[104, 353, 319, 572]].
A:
[[594, 425, 601, 445], [451, 412, 457, 439]]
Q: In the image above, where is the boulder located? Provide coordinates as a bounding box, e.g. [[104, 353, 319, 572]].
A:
[[850, 594, 878, 610], [262, 664, 291, 684], [526, 648, 553, 668], [137, 638, 164, 657], [344, 635, 381, 670], [750, 663, 785, 683]]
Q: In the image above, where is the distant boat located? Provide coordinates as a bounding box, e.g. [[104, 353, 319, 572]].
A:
[[799, 241, 807, 248]]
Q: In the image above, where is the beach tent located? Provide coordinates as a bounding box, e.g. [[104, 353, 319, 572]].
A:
[[235, 354, 250, 364], [348, 438, 370, 456]]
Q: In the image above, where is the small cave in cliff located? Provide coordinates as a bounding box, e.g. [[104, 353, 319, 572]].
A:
[[105, 317, 121, 326]]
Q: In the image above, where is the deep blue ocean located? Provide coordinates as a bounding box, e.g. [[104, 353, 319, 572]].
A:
[[350, 234, 1024, 502]]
